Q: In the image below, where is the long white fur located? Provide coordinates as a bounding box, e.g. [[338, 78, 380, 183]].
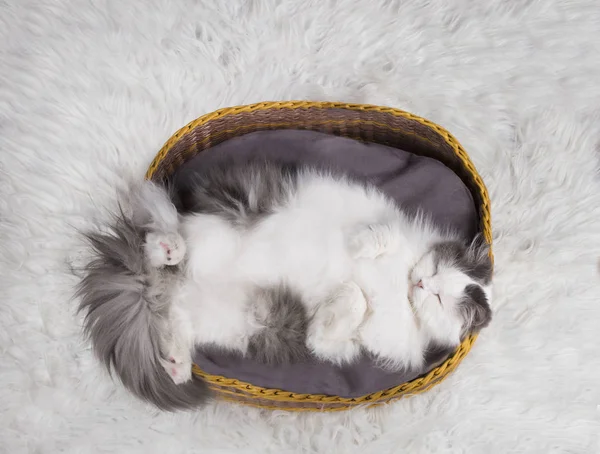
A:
[[140, 171, 481, 382]]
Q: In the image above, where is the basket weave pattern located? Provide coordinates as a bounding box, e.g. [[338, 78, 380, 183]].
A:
[[146, 101, 493, 411]]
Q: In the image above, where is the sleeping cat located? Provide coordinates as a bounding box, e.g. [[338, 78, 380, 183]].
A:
[[77, 160, 492, 411]]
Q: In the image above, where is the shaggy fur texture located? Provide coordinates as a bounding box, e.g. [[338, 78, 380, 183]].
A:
[[1, 0, 599, 452], [76, 215, 211, 411], [246, 284, 311, 364]]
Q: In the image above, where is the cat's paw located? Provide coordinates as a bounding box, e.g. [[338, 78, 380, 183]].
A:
[[348, 224, 398, 259], [349, 229, 380, 259], [145, 232, 186, 267], [306, 282, 368, 364], [161, 354, 193, 385], [334, 281, 369, 325]]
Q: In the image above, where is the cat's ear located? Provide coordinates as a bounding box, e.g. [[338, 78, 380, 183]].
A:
[[466, 234, 493, 284], [461, 284, 492, 333]]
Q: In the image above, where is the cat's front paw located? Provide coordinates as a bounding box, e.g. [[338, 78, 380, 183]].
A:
[[161, 354, 193, 385], [145, 232, 186, 267], [348, 224, 398, 259]]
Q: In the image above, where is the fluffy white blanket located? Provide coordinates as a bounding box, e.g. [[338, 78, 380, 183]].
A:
[[1, 1, 599, 452]]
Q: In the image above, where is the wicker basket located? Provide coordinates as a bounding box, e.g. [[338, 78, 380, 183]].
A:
[[146, 101, 493, 411]]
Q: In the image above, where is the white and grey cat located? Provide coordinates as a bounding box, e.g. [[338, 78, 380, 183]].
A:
[[77, 160, 492, 411]]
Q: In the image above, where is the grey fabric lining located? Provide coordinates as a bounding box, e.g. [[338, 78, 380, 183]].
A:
[[171, 130, 477, 397]]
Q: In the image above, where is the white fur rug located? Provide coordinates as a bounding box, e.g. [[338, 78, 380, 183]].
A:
[[2, 1, 599, 452]]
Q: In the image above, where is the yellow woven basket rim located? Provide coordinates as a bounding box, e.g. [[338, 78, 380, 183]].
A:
[[146, 100, 493, 411]]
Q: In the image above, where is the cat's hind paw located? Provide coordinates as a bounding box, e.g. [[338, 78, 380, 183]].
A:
[[161, 354, 193, 385], [306, 282, 368, 364], [145, 232, 186, 267]]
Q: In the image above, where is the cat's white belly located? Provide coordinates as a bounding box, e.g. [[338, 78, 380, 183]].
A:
[[182, 175, 394, 307], [237, 216, 351, 305]]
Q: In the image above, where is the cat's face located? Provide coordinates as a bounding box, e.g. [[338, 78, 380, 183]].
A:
[[408, 238, 493, 347]]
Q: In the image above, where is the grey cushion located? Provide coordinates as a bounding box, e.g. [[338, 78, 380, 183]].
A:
[[171, 129, 477, 397]]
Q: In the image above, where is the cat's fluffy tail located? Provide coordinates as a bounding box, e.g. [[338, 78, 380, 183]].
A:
[[76, 181, 210, 411], [246, 285, 310, 364]]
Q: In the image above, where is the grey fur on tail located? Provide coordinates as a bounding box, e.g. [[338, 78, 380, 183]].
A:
[[76, 210, 210, 411], [247, 284, 311, 364]]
